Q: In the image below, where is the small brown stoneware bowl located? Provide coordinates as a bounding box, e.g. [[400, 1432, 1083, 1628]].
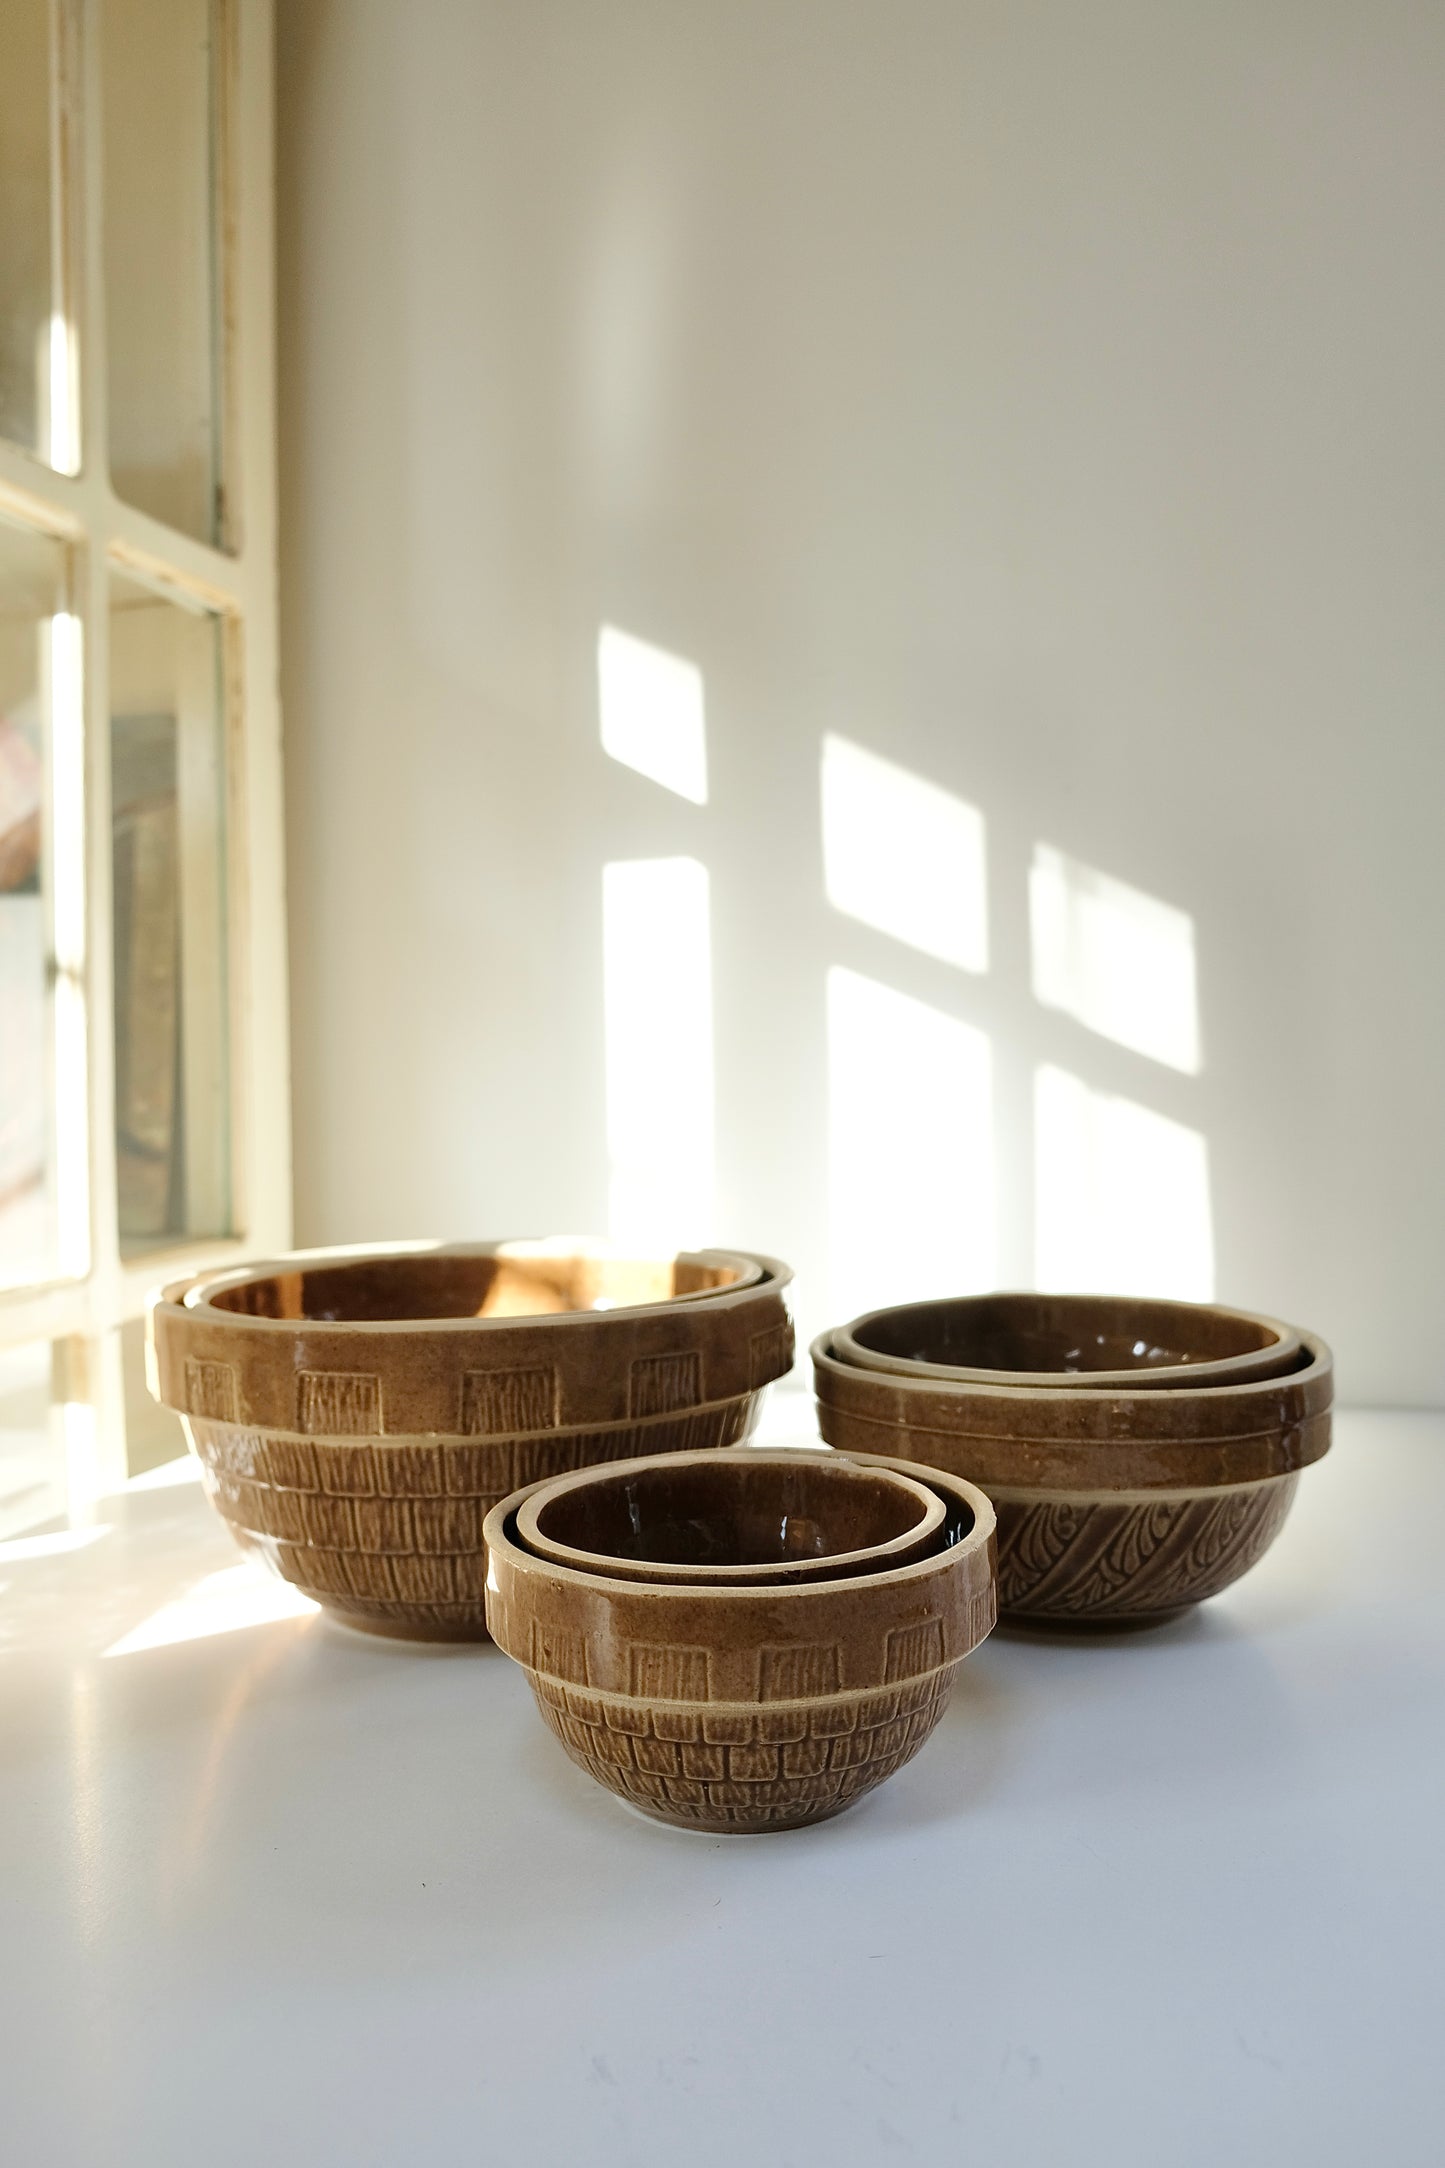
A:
[[515, 1451, 947, 1585], [147, 1242, 795, 1642], [484, 1446, 997, 1834], [812, 1328, 1332, 1630], [835, 1292, 1301, 1392]]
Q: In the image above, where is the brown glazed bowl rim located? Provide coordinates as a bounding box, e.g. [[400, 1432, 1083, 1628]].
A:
[[483, 1447, 996, 1608], [833, 1291, 1303, 1391], [150, 1256, 795, 1437], [811, 1329, 1333, 1451], [514, 1452, 947, 1584], [178, 1239, 769, 1328]]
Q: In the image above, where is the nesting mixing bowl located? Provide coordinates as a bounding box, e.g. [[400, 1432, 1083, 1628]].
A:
[[149, 1241, 795, 1641], [515, 1451, 947, 1585], [814, 1294, 1332, 1629], [485, 1446, 998, 1832], [834, 1292, 1302, 1391]]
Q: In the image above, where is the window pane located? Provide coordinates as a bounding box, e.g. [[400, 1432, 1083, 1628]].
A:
[[0, 1340, 64, 1541], [0, 519, 74, 1292], [0, 0, 53, 459], [111, 574, 230, 1253], [103, 0, 222, 542]]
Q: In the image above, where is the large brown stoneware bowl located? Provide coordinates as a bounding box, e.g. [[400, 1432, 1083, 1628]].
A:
[[484, 1447, 997, 1834], [834, 1292, 1301, 1392], [515, 1451, 947, 1585], [159, 1242, 792, 1430], [147, 1243, 794, 1642], [812, 1329, 1332, 1630]]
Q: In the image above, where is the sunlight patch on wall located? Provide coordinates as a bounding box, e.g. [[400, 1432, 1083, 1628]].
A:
[[598, 625, 707, 803], [1030, 845, 1200, 1074], [1034, 1063, 1214, 1300], [821, 736, 988, 972], [103, 1560, 318, 1657], [826, 966, 995, 1321], [603, 857, 715, 1249]]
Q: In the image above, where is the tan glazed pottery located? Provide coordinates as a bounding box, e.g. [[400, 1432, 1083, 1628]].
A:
[[834, 1292, 1302, 1392], [812, 1313, 1332, 1629], [484, 1446, 998, 1833], [515, 1452, 947, 1585], [156, 1243, 794, 1432], [148, 1242, 795, 1641]]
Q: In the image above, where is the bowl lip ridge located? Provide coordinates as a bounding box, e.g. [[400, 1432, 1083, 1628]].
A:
[[483, 1444, 996, 1605], [151, 1241, 793, 1338], [834, 1289, 1304, 1390], [810, 1324, 1333, 1414], [513, 1448, 948, 1581]]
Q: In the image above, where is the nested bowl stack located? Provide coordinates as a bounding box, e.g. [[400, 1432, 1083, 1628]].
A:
[[814, 1292, 1332, 1629], [149, 1241, 795, 1641], [515, 1450, 948, 1585], [484, 1446, 997, 1833]]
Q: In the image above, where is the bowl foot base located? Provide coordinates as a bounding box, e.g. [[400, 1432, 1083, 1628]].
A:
[[614, 1794, 864, 1836]]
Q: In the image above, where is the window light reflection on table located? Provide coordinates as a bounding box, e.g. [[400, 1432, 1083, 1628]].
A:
[[103, 1560, 318, 1658]]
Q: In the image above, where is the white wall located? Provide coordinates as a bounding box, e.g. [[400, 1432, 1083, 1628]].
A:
[[276, 0, 1445, 1406]]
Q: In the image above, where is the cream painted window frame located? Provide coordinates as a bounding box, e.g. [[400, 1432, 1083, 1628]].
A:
[[0, 0, 289, 1489]]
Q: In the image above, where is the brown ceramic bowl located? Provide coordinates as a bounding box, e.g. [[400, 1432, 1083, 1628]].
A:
[[834, 1292, 1302, 1392], [146, 1242, 795, 1642], [151, 1243, 796, 1435], [514, 1451, 947, 1585], [812, 1330, 1332, 1629], [484, 1446, 997, 1833]]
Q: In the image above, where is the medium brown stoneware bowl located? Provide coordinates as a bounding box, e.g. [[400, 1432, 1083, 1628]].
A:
[[484, 1446, 997, 1834], [515, 1451, 947, 1585], [147, 1243, 795, 1641], [812, 1328, 1332, 1630], [834, 1292, 1301, 1392]]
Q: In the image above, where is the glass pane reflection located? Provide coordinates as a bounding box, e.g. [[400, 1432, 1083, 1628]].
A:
[[0, 520, 73, 1292], [103, 0, 222, 541], [0, 0, 54, 460], [110, 573, 231, 1254]]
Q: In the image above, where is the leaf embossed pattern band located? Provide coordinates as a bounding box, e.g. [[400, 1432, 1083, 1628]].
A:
[[813, 1301, 1332, 1628]]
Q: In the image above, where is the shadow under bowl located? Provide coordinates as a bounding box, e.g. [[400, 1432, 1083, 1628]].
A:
[[515, 1447, 947, 1585]]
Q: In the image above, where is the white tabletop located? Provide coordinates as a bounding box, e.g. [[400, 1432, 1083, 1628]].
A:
[[1, 1405, 1440, 2168]]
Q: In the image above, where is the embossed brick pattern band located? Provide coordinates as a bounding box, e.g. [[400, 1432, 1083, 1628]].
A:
[[184, 1391, 765, 1640], [531, 1672, 958, 1831]]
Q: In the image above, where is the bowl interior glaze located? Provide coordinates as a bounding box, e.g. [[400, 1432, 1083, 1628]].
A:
[[850, 1292, 1289, 1377], [527, 1453, 937, 1571], [197, 1246, 758, 1324]]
